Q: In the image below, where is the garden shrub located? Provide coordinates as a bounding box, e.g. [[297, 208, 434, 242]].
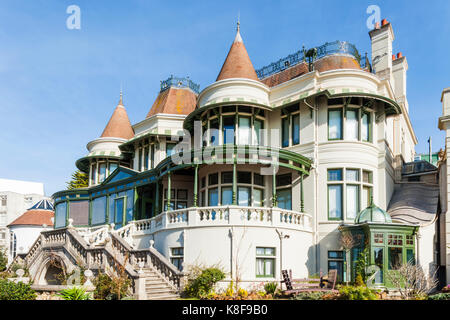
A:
[[428, 293, 450, 300], [337, 285, 378, 300], [292, 291, 327, 300], [93, 272, 131, 300], [0, 279, 36, 300], [184, 267, 225, 298], [0, 249, 7, 272], [58, 286, 91, 300], [264, 282, 278, 295]]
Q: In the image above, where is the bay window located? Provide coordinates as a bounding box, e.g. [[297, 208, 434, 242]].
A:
[[346, 109, 359, 140], [328, 109, 343, 140], [328, 104, 373, 142], [276, 173, 292, 210]]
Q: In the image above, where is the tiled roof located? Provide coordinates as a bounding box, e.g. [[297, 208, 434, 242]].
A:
[[216, 28, 259, 82], [8, 209, 54, 227], [261, 62, 309, 87], [100, 95, 135, 140], [146, 87, 197, 118]]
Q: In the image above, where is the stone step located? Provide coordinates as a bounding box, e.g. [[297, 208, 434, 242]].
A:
[[146, 293, 179, 300], [145, 283, 170, 289], [146, 288, 174, 295]]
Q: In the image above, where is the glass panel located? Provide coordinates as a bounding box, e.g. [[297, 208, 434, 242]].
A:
[[276, 189, 292, 210], [221, 172, 233, 184], [256, 247, 265, 255], [276, 174, 292, 186], [362, 112, 370, 142], [54, 202, 67, 228], [363, 170, 373, 184], [328, 185, 342, 219], [223, 116, 235, 144], [253, 188, 263, 207], [164, 201, 175, 211], [144, 146, 149, 170], [237, 172, 251, 184], [373, 247, 384, 283], [208, 188, 218, 206], [328, 261, 343, 283], [256, 259, 264, 276], [362, 186, 372, 208], [282, 117, 289, 147], [126, 189, 134, 222], [328, 251, 344, 259], [238, 187, 250, 206], [406, 249, 415, 264], [254, 119, 263, 145], [254, 173, 264, 186], [69, 201, 89, 226], [176, 201, 187, 209], [166, 143, 176, 157], [114, 198, 124, 226], [265, 259, 274, 276], [292, 114, 300, 145], [328, 109, 342, 140], [177, 189, 188, 200], [210, 118, 219, 146], [346, 169, 359, 182], [109, 163, 118, 175], [328, 169, 342, 181], [388, 247, 403, 270], [209, 173, 218, 186], [265, 248, 275, 256], [238, 116, 251, 145], [346, 185, 359, 219], [346, 109, 359, 140], [98, 163, 107, 183], [221, 187, 233, 205]]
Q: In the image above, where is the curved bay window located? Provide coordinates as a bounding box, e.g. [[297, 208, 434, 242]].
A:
[[199, 170, 266, 207], [201, 105, 266, 147], [327, 97, 373, 143], [90, 159, 120, 185]]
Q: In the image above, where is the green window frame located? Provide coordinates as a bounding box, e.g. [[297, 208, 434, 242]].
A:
[[256, 247, 276, 278], [328, 108, 343, 140], [327, 250, 344, 282]]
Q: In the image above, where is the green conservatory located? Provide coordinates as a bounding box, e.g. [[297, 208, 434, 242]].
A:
[[339, 201, 419, 288]]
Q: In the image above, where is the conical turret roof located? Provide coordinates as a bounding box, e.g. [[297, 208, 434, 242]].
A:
[[100, 93, 135, 140], [216, 24, 259, 82]]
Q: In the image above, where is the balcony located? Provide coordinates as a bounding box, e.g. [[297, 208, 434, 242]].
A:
[[115, 206, 313, 240]]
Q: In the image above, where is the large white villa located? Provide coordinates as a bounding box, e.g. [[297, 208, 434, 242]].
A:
[[14, 19, 448, 299]]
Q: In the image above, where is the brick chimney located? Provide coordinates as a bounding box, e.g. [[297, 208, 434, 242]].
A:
[[369, 19, 395, 81]]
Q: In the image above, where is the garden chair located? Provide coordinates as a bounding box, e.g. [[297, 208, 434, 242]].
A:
[[281, 269, 338, 296]]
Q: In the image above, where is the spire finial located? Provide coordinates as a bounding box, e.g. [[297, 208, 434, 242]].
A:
[[118, 82, 124, 105], [237, 11, 240, 32]]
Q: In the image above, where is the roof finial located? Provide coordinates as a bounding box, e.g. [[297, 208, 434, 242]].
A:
[[234, 12, 243, 43], [119, 83, 123, 105], [237, 11, 240, 32]]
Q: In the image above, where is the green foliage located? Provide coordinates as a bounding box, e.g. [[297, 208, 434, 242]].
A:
[[354, 274, 365, 287], [292, 291, 327, 300], [92, 272, 131, 300], [337, 285, 378, 300], [66, 170, 88, 190], [0, 279, 37, 300], [184, 267, 226, 298], [355, 248, 369, 282], [264, 282, 278, 295], [0, 249, 7, 272], [58, 286, 91, 300], [428, 293, 450, 300]]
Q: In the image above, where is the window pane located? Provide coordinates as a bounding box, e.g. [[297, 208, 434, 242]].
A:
[[328, 261, 343, 283], [346, 109, 359, 140], [69, 201, 89, 226], [253, 189, 263, 207], [208, 188, 218, 206], [265, 248, 275, 256], [98, 163, 107, 183], [328, 109, 342, 140], [209, 173, 218, 185], [221, 187, 233, 205], [292, 114, 300, 145], [109, 163, 118, 175], [254, 119, 263, 145], [346, 169, 359, 182], [254, 173, 264, 186], [328, 251, 344, 259], [256, 259, 264, 276], [346, 185, 359, 219], [328, 185, 342, 219], [388, 247, 403, 270], [362, 112, 370, 142], [374, 247, 384, 283], [282, 117, 289, 147], [221, 171, 233, 184], [177, 189, 188, 200], [176, 201, 187, 209], [115, 198, 124, 225], [223, 116, 235, 144], [238, 187, 250, 206], [256, 247, 265, 255], [363, 170, 373, 184], [406, 249, 415, 264], [328, 169, 342, 181], [144, 146, 149, 170], [276, 189, 292, 210], [265, 259, 274, 276], [276, 174, 292, 186], [237, 171, 251, 184], [238, 117, 251, 145], [55, 202, 67, 228], [166, 143, 176, 157], [210, 118, 219, 146], [362, 186, 372, 208]]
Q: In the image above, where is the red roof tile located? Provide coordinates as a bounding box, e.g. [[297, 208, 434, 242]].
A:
[[100, 98, 135, 140], [146, 87, 197, 118], [8, 209, 54, 227]]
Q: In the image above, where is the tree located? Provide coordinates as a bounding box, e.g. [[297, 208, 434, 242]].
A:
[[385, 261, 438, 300], [66, 170, 88, 189], [0, 249, 7, 272]]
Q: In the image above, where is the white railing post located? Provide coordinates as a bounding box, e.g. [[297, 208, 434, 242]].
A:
[[272, 208, 281, 227]]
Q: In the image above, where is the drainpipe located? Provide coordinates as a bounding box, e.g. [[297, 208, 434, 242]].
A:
[[193, 165, 199, 207]]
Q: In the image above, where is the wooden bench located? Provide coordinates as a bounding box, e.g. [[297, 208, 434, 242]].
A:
[[281, 269, 338, 295]]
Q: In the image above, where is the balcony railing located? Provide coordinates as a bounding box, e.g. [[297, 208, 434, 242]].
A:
[[123, 206, 313, 236], [255, 40, 372, 79], [160, 75, 200, 94]]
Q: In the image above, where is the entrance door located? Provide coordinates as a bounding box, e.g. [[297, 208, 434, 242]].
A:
[[142, 198, 153, 219]]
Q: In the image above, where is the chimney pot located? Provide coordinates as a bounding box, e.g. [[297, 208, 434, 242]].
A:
[[382, 19, 388, 26], [397, 52, 403, 59], [374, 22, 380, 29], [392, 54, 396, 61]]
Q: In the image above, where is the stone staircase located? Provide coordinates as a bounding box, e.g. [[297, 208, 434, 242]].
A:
[[17, 226, 183, 300]]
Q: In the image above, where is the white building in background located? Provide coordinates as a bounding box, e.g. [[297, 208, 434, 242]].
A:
[[0, 179, 46, 256], [19, 19, 446, 299]]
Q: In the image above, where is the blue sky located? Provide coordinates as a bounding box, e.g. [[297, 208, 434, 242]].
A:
[[0, 0, 448, 196]]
